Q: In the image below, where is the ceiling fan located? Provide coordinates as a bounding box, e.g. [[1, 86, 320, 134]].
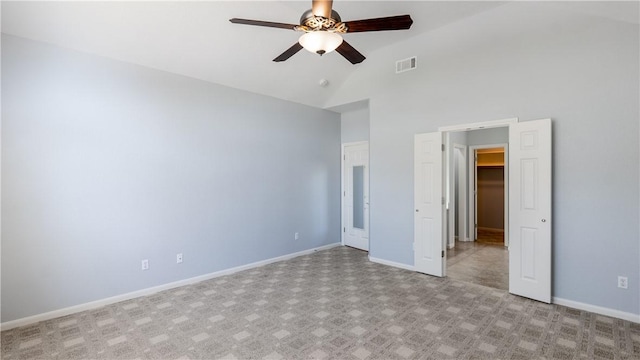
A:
[[229, 0, 413, 64]]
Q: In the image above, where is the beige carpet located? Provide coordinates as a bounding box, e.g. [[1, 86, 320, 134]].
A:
[[2, 246, 639, 359]]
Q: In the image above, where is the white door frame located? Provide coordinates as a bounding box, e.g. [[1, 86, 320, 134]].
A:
[[341, 141, 370, 250], [440, 118, 516, 246], [414, 118, 518, 276], [448, 144, 467, 248], [418, 117, 552, 303], [468, 143, 509, 247]]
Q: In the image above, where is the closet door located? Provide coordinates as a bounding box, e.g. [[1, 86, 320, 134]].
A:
[[509, 119, 552, 303]]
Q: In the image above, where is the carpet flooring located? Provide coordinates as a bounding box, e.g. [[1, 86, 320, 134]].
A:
[[2, 246, 639, 359]]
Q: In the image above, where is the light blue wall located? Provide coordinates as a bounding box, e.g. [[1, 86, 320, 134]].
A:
[[327, 3, 640, 316], [467, 128, 508, 146], [341, 106, 370, 144], [1, 35, 341, 322]]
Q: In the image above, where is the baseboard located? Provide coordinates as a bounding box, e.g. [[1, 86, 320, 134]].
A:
[[0, 243, 341, 331], [368, 256, 415, 271], [367, 260, 640, 324], [553, 297, 640, 323], [478, 227, 504, 233]]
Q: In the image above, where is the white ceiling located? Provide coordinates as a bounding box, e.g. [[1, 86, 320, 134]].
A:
[[2, 1, 638, 109]]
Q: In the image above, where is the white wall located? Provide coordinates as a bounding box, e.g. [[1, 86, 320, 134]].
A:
[[1, 35, 341, 322], [326, 3, 640, 316]]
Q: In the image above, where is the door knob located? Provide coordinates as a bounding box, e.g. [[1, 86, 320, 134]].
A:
[[415, 209, 419, 212], [541, 219, 546, 222]]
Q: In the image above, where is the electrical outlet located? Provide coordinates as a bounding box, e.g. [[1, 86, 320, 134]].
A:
[[294, 232, 299, 241], [141, 259, 149, 271], [177, 253, 183, 264], [618, 276, 628, 289]]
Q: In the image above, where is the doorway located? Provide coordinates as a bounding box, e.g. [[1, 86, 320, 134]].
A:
[[414, 118, 552, 303], [476, 148, 504, 244], [342, 142, 369, 251], [449, 142, 508, 290], [472, 145, 507, 246]]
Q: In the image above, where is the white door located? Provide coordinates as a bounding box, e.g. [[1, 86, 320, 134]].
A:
[[508, 119, 552, 303], [414, 132, 444, 276], [342, 142, 369, 251]]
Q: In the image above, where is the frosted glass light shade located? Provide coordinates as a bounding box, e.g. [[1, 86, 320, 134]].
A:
[[299, 31, 343, 55]]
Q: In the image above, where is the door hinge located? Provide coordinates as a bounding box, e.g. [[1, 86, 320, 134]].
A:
[[343, 155, 346, 160], [442, 197, 445, 205], [441, 144, 445, 151], [343, 227, 346, 232], [441, 250, 445, 258]]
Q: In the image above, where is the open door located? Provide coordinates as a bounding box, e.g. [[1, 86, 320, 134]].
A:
[[414, 132, 444, 276], [508, 119, 552, 303]]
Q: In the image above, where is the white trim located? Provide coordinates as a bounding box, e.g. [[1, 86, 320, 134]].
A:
[[438, 117, 518, 132], [503, 144, 509, 248], [341, 141, 368, 246], [342, 141, 368, 147], [369, 256, 415, 272], [469, 146, 476, 241], [449, 144, 468, 248], [553, 297, 640, 324], [0, 243, 341, 331], [341, 141, 370, 251], [341, 144, 346, 246]]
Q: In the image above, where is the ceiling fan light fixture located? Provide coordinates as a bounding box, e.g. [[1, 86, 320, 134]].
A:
[[299, 31, 343, 55]]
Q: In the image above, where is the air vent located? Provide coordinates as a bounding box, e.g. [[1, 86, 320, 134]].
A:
[[396, 56, 417, 73]]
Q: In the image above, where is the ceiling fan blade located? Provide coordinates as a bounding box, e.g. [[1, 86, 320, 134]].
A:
[[335, 40, 366, 64], [273, 43, 304, 62], [312, 0, 333, 18], [229, 18, 298, 30], [344, 15, 413, 33]]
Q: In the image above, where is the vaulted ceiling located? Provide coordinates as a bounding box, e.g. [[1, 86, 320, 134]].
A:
[[2, 1, 638, 109]]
